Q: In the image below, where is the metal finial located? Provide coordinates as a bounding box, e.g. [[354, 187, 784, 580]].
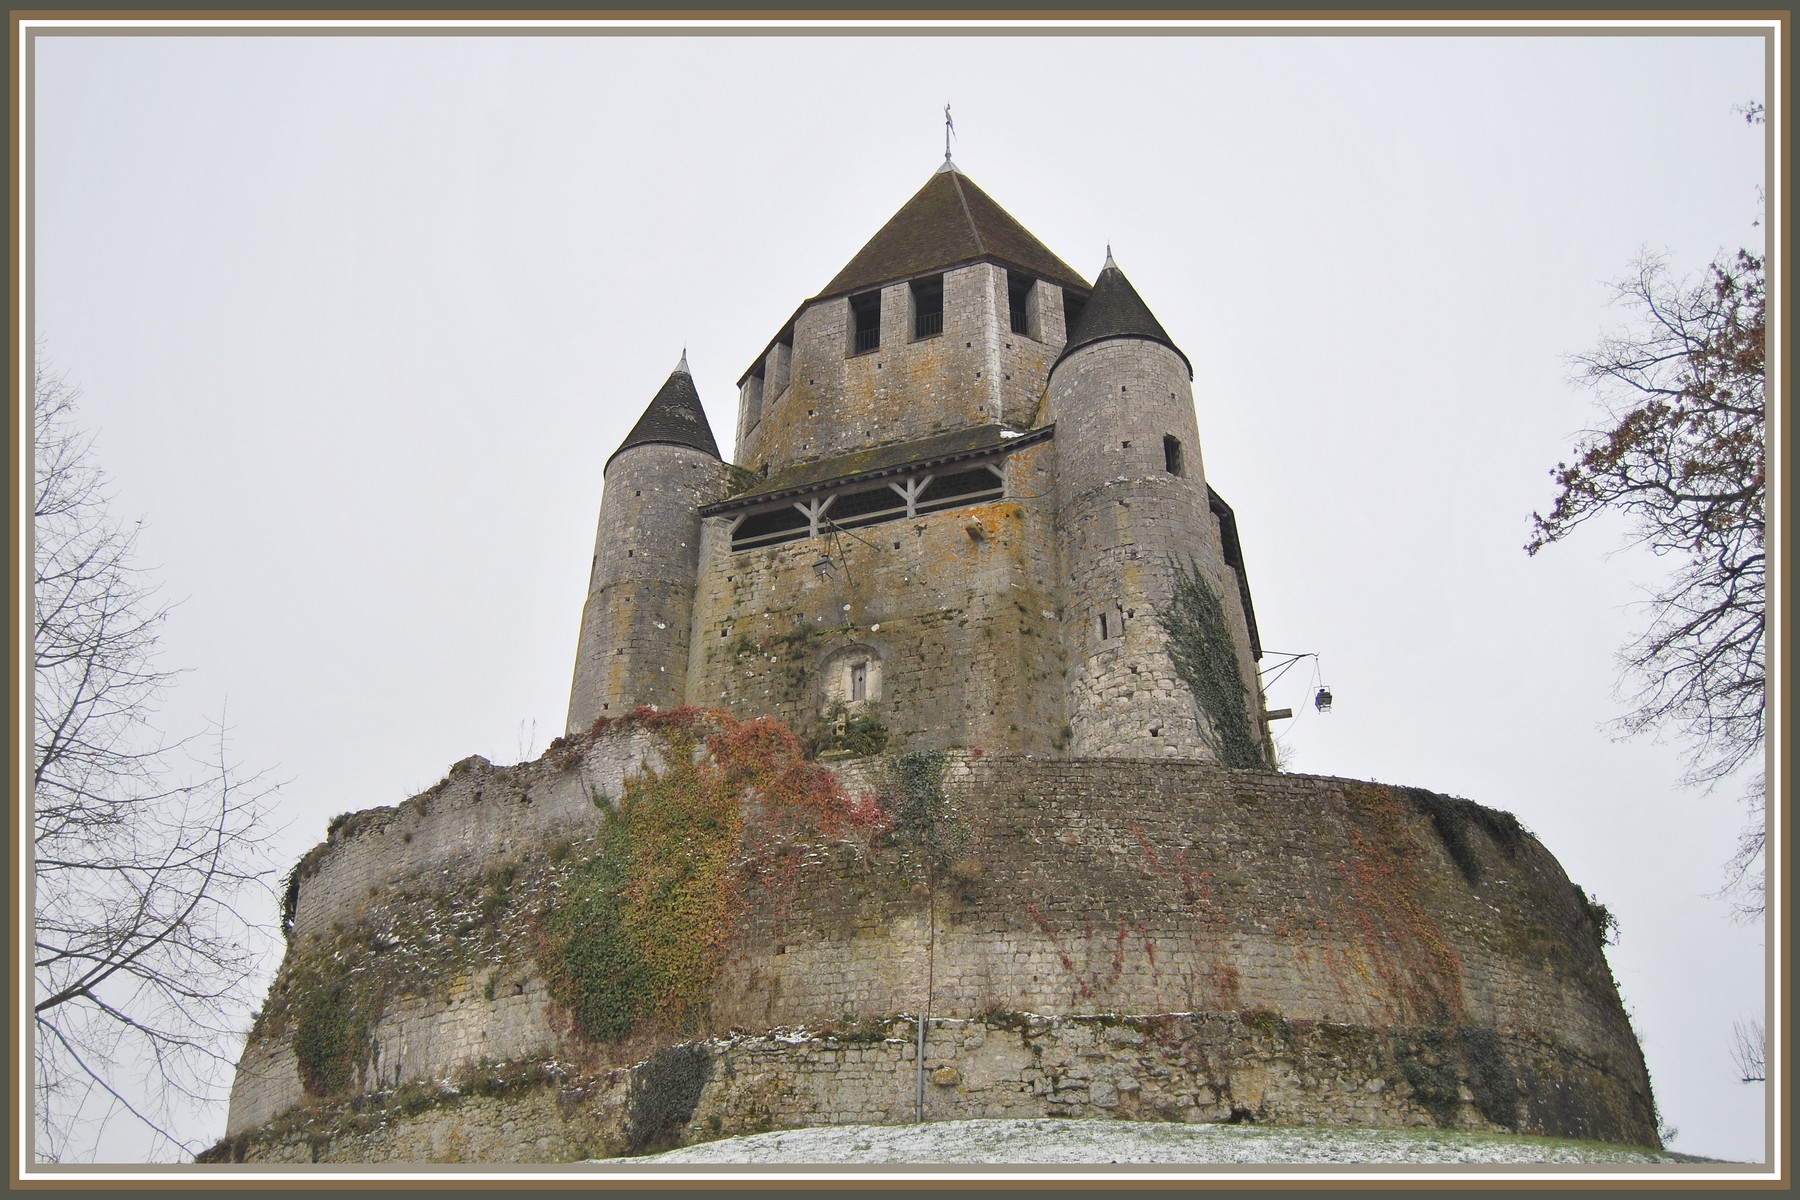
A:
[[1104, 245, 1117, 271], [944, 102, 955, 162], [675, 348, 690, 376]]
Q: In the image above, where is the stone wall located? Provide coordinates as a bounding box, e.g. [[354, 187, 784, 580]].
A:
[[216, 1011, 1654, 1164], [228, 728, 1656, 1157], [737, 264, 1070, 477], [684, 441, 1066, 755]]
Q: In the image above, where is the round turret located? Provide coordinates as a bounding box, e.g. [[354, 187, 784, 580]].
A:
[[1043, 254, 1265, 763], [566, 356, 725, 733]]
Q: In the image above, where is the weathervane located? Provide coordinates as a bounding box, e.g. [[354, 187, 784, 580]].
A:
[[944, 103, 955, 162]]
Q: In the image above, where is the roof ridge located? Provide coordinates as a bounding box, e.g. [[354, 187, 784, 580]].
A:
[[948, 169, 986, 257]]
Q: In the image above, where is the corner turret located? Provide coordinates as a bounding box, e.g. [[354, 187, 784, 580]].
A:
[[566, 355, 725, 733], [1044, 253, 1266, 762]]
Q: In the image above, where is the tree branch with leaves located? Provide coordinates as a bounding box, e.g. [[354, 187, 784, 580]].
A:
[[1527, 248, 1766, 915]]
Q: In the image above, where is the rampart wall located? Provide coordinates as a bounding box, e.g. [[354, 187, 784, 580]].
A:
[[227, 728, 1658, 1158]]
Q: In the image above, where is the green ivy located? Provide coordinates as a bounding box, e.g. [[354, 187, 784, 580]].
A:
[[625, 1044, 713, 1154], [542, 817, 649, 1043], [292, 977, 371, 1097], [814, 703, 889, 757], [1159, 559, 1266, 769], [885, 750, 964, 872]]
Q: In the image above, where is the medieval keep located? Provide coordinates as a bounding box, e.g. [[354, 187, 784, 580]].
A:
[[217, 162, 1660, 1163], [566, 159, 1266, 765]]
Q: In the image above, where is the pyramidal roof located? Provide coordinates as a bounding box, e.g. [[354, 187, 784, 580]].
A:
[[1056, 250, 1192, 378], [606, 352, 721, 469], [817, 162, 1089, 300]]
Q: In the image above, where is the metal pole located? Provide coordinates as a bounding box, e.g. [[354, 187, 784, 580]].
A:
[[916, 861, 936, 1123], [915, 1008, 926, 1123]]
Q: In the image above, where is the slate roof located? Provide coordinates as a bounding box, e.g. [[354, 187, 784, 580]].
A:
[[1055, 253, 1192, 378], [817, 163, 1089, 300], [606, 357, 721, 469]]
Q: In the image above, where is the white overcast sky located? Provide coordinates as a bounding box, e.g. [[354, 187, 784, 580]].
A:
[[27, 24, 1773, 1166]]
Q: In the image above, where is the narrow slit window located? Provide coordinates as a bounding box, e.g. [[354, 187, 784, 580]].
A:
[[850, 290, 881, 354], [1099, 612, 1110, 640], [850, 662, 867, 702], [911, 274, 944, 339], [1164, 435, 1184, 476]]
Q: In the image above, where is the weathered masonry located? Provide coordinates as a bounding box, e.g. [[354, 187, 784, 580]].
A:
[[565, 160, 1267, 763], [222, 158, 1661, 1164]]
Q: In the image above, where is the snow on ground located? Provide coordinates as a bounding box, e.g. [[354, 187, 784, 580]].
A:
[[601, 1119, 1710, 1165]]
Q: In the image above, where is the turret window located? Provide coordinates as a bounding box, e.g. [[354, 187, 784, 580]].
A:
[[850, 290, 881, 354], [1164, 435, 1184, 476], [911, 274, 944, 340]]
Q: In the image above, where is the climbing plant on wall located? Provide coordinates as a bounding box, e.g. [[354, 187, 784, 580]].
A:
[[1159, 559, 1267, 769], [540, 708, 885, 1044]]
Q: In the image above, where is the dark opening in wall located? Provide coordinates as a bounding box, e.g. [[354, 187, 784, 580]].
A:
[[1063, 290, 1087, 338], [911, 274, 944, 339], [829, 485, 909, 529], [742, 365, 766, 431], [850, 290, 881, 354], [733, 506, 812, 550], [1099, 612, 1110, 640], [916, 467, 1003, 513], [1164, 435, 1184, 476], [1007, 272, 1037, 338], [726, 461, 1005, 552]]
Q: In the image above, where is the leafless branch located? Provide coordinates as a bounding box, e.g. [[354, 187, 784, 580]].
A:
[[32, 356, 284, 1161]]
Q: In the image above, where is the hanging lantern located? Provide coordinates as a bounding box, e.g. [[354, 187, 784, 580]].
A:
[[1314, 686, 1333, 713], [812, 555, 836, 580]]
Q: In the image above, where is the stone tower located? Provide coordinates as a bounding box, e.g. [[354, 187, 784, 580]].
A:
[[566, 354, 724, 733], [565, 160, 1270, 764], [1043, 252, 1264, 761], [218, 159, 1662, 1165]]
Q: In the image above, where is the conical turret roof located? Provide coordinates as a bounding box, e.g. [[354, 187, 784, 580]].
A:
[[606, 353, 721, 469], [1055, 251, 1192, 378], [817, 164, 1088, 300]]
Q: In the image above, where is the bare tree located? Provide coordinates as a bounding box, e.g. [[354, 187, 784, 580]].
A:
[[1731, 1017, 1765, 1084], [32, 360, 281, 1161], [1527, 248, 1766, 916]]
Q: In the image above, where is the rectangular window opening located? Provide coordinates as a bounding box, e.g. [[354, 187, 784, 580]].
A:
[[742, 365, 766, 432], [1063, 290, 1088, 339], [911, 274, 944, 340], [1164, 435, 1184, 476], [1007, 272, 1037, 338], [850, 290, 881, 354]]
